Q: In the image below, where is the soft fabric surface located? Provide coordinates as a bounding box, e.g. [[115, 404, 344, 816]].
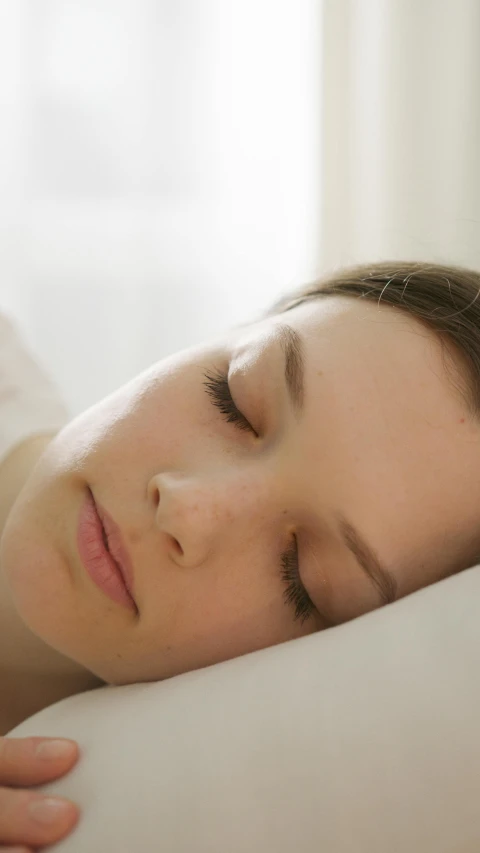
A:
[[10, 565, 480, 853]]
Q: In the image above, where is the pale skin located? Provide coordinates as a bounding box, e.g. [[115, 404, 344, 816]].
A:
[[3, 295, 480, 735]]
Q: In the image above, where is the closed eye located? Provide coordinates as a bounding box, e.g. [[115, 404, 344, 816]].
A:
[[281, 537, 315, 624], [203, 368, 257, 435]]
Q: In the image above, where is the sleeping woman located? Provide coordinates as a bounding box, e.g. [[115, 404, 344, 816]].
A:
[[2, 259, 480, 734]]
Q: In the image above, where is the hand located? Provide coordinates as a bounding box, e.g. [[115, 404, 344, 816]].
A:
[[0, 736, 80, 852]]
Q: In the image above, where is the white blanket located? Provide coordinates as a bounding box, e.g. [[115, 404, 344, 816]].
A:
[[10, 564, 480, 852]]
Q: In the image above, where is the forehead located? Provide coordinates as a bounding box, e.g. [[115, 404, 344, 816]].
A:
[[279, 295, 467, 413], [279, 296, 476, 488]]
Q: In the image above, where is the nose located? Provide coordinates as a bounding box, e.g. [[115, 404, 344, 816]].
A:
[[148, 469, 251, 568]]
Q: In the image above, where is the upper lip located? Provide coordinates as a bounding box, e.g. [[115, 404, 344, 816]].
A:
[[91, 491, 137, 605]]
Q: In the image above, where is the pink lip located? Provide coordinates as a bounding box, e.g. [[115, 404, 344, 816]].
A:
[[77, 489, 137, 613], [93, 494, 136, 601]]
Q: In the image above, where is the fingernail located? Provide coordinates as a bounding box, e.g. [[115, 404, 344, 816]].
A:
[[29, 797, 73, 824], [35, 739, 76, 760]]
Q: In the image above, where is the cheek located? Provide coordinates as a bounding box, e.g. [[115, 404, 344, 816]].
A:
[[143, 546, 291, 651], [79, 369, 205, 481]]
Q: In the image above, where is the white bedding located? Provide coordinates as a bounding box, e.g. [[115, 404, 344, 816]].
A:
[[10, 564, 480, 853]]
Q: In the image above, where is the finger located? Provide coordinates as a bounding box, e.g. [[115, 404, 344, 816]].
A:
[[0, 738, 79, 787], [0, 787, 78, 849]]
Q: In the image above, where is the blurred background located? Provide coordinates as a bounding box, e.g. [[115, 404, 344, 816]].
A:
[[0, 0, 479, 417]]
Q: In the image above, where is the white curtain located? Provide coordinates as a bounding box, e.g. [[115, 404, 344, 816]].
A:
[[318, 0, 480, 270], [0, 0, 319, 416], [1, 0, 479, 417]]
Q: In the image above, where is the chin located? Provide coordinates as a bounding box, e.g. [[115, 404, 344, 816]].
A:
[[1, 492, 73, 649]]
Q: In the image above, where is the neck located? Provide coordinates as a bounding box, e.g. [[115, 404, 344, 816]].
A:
[[0, 435, 104, 734]]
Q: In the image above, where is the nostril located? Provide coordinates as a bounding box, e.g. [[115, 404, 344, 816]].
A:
[[170, 535, 183, 556]]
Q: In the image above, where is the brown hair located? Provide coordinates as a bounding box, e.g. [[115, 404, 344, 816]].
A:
[[269, 260, 480, 419]]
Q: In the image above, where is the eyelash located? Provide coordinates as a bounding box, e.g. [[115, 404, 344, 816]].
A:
[[280, 539, 315, 625], [202, 368, 315, 626], [203, 368, 255, 434]]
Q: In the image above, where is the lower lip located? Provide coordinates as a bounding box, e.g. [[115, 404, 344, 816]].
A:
[[77, 491, 137, 612]]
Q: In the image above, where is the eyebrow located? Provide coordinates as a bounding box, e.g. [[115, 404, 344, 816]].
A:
[[336, 514, 398, 604], [277, 323, 305, 414], [276, 323, 397, 605]]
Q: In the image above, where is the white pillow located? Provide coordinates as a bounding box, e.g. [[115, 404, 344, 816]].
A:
[[10, 565, 480, 853]]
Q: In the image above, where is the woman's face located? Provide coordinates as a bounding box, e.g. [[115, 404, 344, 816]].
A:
[[3, 295, 480, 685]]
